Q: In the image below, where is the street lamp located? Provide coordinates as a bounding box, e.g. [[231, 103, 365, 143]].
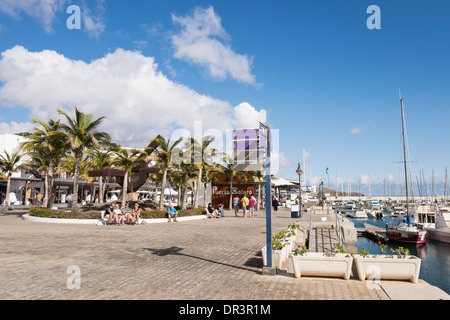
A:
[[296, 162, 303, 218]]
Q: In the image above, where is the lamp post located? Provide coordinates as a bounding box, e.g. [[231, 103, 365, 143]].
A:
[[296, 163, 303, 218]]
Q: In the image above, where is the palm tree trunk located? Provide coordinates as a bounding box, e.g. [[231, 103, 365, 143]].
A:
[[71, 154, 82, 211], [159, 168, 167, 210], [182, 171, 189, 210], [43, 173, 49, 208], [194, 167, 202, 208], [47, 160, 55, 209], [229, 178, 233, 209], [99, 176, 104, 204], [2, 175, 11, 213], [121, 171, 129, 210], [257, 183, 262, 211], [203, 182, 207, 208]]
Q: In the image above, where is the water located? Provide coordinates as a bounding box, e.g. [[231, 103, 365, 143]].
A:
[[348, 214, 450, 295]]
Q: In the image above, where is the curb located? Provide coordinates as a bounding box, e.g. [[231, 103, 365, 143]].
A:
[[21, 213, 207, 225]]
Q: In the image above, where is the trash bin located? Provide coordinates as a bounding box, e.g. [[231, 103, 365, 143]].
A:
[[291, 204, 299, 218]]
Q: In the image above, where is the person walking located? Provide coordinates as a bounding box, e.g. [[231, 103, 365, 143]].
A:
[[249, 196, 256, 218], [241, 194, 249, 218], [272, 197, 279, 213], [233, 196, 240, 216]]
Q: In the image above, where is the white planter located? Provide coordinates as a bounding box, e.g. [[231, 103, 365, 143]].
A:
[[290, 252, 353, 280], [353, 254, 421, 283], [261, 246, 288, 269]]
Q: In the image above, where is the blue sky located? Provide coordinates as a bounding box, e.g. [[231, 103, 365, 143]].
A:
[[0, 0, 449, 195]]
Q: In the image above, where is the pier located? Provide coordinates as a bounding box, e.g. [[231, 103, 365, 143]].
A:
[[357, 223, 390, 243]]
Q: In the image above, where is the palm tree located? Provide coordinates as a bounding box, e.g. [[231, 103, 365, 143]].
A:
[[148, 137, 183, 210], [57, 107, 111, 211], [180, 160, 197, 210], [188, 136, 216, 208], [252, 170, 265, 211], [0, 149, 25, 213], [86, 147, 112, 204], [18, 119, 67, 208], [112, 146, 149, 209], [220, 154, 247, 209], [202, 163, 223, 208]]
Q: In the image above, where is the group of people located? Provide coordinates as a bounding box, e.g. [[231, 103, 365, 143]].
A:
[[106, 202, 141, 225], [233, 194, 257, 218], [207, 203, 224, 218]]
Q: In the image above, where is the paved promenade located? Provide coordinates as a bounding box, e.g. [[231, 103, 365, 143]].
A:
[[0, 207, 448, 302]]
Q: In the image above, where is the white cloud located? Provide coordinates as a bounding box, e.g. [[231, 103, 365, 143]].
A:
[[349, 127, 362, 134], [171, 6, 256, 85], [349, 123, 371, 135], [81, 0, 106, 38], [0, 0, 105, 37], [233, 102, 266, 129], [0, 46, 266, 149], [0, 121, 34, 135], [0, 0, 66, 33]]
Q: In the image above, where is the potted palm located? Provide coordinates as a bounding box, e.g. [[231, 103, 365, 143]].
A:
[[290, 243, 353, 280], [353, 242, 421, 283]]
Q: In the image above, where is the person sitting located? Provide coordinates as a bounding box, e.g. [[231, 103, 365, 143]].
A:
[[167, 205, 178, 222], [122, 202, 132, 224], [114, 204, 124, 225], [215, 204, 224, 218], [106, 202, 116, 224], [207, 203, 220, 218], [130, 203, 141, 225]]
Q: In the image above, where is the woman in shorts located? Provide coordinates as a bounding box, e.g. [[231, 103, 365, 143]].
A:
[[233, 196, 240, 216]]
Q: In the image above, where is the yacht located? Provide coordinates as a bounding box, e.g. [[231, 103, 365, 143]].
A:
[[426, 207, 450, 243]]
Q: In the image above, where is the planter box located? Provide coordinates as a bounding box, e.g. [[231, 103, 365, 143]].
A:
[[352, 254, 421, 283], [290, 252, 353, 280], [261, 246, 288, 269]]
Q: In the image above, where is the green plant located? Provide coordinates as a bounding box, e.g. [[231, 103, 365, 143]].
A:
[[377, 241, 387, 254], [394, 246, 410, 258], [271, 239, 285, 250], [359, 247, 370, 258], [293, 244, 308, 256], [332, 243, 347, 254], [271, 231, 288, 250], [29, 207, 102, 219]]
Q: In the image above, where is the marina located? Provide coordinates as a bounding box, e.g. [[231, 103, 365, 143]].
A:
[[347, 212, 450, 294]]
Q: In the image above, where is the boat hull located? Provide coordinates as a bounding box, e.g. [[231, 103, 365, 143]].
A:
[[427, 230, 450, 244], [386, 229, 427, 246]]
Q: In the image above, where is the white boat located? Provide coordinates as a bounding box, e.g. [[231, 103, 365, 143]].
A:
[[426, 208, 450, 244], [344, 201, 356, 210], [392, 206, 406, 216], [366, 209, 376, 219], [414, 204, 436, 229], [366, 209, 386, 219], [370, 201, 382, 210], [347, 210, 367, 218]]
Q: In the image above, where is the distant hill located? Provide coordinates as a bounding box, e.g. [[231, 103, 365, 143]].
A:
[[322, 187, 364, 197]]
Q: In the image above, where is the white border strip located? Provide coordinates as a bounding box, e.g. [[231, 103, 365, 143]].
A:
[[22, 214, 207, 225]]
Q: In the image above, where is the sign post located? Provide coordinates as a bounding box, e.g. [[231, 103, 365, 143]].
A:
[[232, 123, 275, 275], [261, 123, 275, 275]]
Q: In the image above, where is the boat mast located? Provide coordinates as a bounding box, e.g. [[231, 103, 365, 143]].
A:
[[400, 96, 410, 222]]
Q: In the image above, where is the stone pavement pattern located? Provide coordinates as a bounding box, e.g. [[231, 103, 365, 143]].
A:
[[0, 207, 437, 300]]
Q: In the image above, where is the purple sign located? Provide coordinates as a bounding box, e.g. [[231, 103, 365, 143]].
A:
[[232, 129, 259, 140], [233, 140, 258, 151]]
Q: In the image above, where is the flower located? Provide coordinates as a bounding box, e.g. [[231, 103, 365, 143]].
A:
[[294, 244, 308, 256]]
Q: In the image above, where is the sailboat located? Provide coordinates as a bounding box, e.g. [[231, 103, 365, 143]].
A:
[[386, 95, 427, 246]]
